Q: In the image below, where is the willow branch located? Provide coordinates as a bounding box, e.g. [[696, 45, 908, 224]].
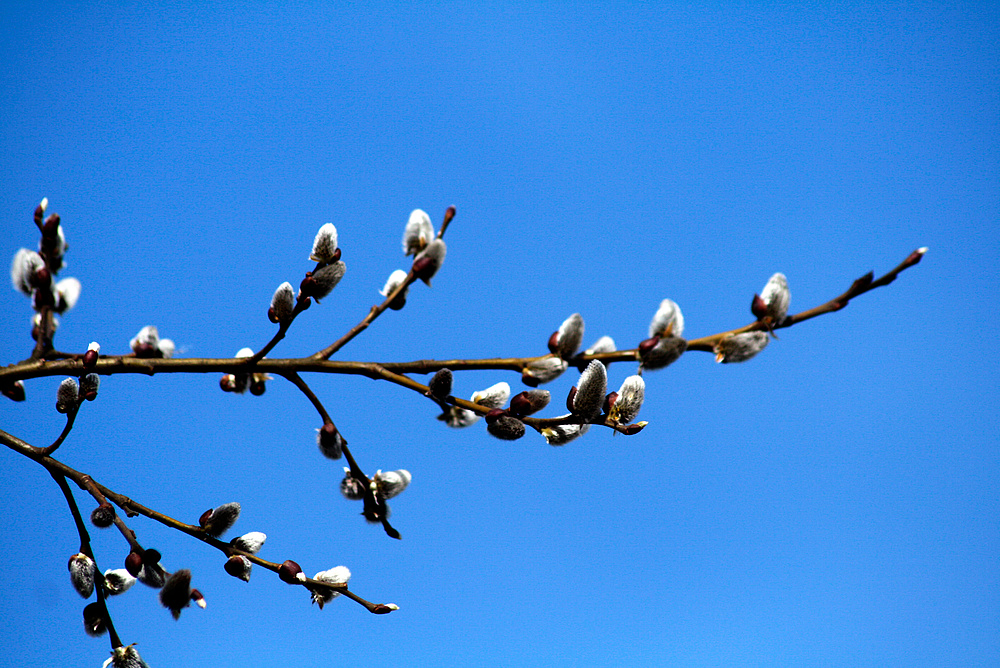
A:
[[312, 206, 456, 361], [47, 468, 123, 649], [0, 248, 926, 388], [0, 428, 394, 614]]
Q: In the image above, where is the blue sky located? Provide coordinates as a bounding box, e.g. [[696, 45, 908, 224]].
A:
[[1, 2, 997, 666]]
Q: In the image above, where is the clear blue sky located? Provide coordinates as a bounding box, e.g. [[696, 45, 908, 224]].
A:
[[2, 2, 997, 666]]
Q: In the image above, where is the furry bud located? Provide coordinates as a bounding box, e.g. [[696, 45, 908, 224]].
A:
[[83, 602, 108, 637], [402, 209, 434, 256], [130, 326, 173, 358], [270, 282, 295, 323], [541, 423, 590, 446], [34, 198, 48, 224], [572, 361, 607, 419], [486, 413, 526, 440], [103, 569, 136, 596], [279, 559, 306, 584], [317, 423, 345, 460], [231, 531, 266, 555], [200, 502, 241, 537], [374, 469, 411, 499], [80, 373, 100, 401], [509, 389, 551, 416], [160, 569, 193, 619], [412, 239, 446, 285], [609, 375, 645, 423], [638, 335, 687, 371], [53, 277, 81, 314], [584, 336, 617, 355], [380, 268, 410, 309], [428, 368, 453, 400], [104, 644, 147, 668], [10, 248, 44, 295], [340, 469, 365, 500], [309, 223, 339, 263], [83, 342, 100, 369], [224, 555, 253, 582], [311, 566, 351, 609], [2, 380, 25, 402], [300, 261, 346, 301], [124, 551, 143, 577], [472, 382, 510, 409], [522, 356, 568, 386], [649, 299, 684, 338], [759, 273, 790, 323], [714, 331, 770, 363], [549, 313, 584, 358], [56, 378, 79, 413], [90, 503, 116, 528], [68, 553, 96, 598]]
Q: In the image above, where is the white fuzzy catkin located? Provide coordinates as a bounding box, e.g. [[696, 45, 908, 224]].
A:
[[270, 282, 295, 321], [311, 566, 352, 609], [554, 313, 585, 358], [472, 382, 510, 409], [309, 223, 339, 263], [611, 375, 645, 423], [649, 298, 684, 338], [541, 423, 590, 446], [402, 209, 434, 256], [714, 331, 770, 363], [573, 361, 607, 419], [760, 273, 791, 322]]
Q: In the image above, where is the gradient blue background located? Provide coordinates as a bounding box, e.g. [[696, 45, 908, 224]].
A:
[[2, 2, 997, 666]]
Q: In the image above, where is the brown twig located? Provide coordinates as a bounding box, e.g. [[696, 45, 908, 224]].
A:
[[0, 428, 395, 614]]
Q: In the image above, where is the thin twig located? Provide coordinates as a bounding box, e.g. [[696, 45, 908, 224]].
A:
[[47, 468, 123, 649], [0, 428, 395, 614]]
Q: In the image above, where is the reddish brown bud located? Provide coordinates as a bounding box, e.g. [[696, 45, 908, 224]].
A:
[[267, 306, 280, 323], [42, 213, 60, 236], [2, 381, 25, 402], [849, 271, 874, 294], [603, 391, 619, 415], [33, 266, 51, 290], [443, 205, 456, 226], [249, 379, 267, 396], [143, 548, 161, 567], [224, 555, 252, 582], [547, 331, 561, 354], [638, 336, 660, 356], [484, 408, 506, 424], [428, 368, 453, 400], [82, 349, 99, 369], [509, 389, 550, 417], [279, 559, 305, 584], [751, 293, 768, 319], [903, 247, 928, 268], [411, 255, 435, 280], [330, 247, 342, 263], [190, 588, 207, 609], [566, 386, 577, 413], [125, 551, 143, 577], [34, 203, 45, 226], [372, 603, 399, 614], [622, 422, 647, 435]]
